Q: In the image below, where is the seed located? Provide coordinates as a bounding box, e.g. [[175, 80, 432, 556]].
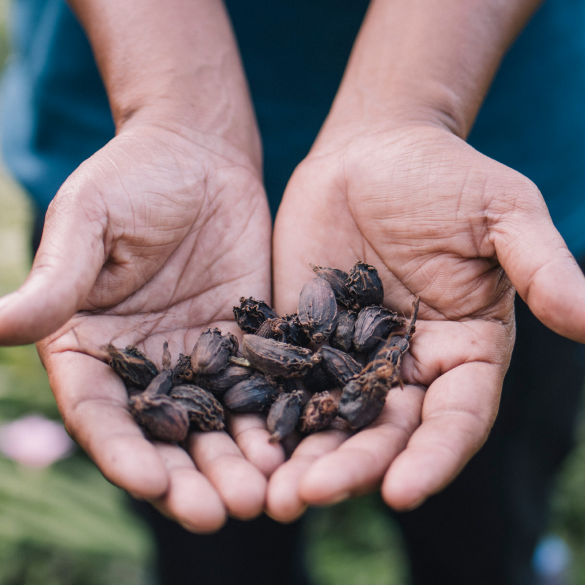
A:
[[283, 314, 312, 347], [330, 310, 357, 353], [353, 306, 405, 353], [129, 393, 189, 442], [299, 391, 338, 433], [195, 364, 255, 395], [319, 346, 362, 386], [233, 297, 279, 333], [104, 345, 158, 389], [141, 368, 173, 397], [223, 374, 281, 412], [338, 368, 391, 430], [256, 315, 311, 347], [169, 385, 225, 431], [190, 328, 238, 375], [311, 265, 353, 308], [172, 354, 196, 385], [242, 335, 320, 378], [347, 261, 384, 309], [298, 278, 338, 343], [302, 362, 337, 393], [267, 390, 304, 443]]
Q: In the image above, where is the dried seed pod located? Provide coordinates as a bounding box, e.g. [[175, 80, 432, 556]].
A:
[[298, 278, 338, 343], [281, 377, 311, 404], [353, 306, 405, 353], [299, 391, 339, 433], [311, 265, 353, 308], [330, 310, 357, 353], [283, 314, 312, 347], [347, 261, 384, 309], [338, 368, 392, 430], [190, 328, 238, 375], [302, 362, 337, 393], [223, 374, 281, 412], [319, 346, 362, 386], [195, 364, 254, 394], [142, 368, 173, 397], [169, 385, 225, 431], [104, 345, 158, 389], [172, 354, 196, 385], [242, 335, 320, 378], [129, 393, 189, 442], [267, 390, 304, 443], [256, 317, 290, 342], [233, 297, 279, 333]]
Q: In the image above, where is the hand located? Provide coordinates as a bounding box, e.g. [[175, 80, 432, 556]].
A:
[[267, 122, 585, 521], [0, 121, 285, 531]]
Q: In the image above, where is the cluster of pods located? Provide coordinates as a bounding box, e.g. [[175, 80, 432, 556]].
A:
[[100, 261, 419, 445]]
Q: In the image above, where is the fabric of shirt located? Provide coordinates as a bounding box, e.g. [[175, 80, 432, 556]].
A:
[[1, 0, 584, 256]]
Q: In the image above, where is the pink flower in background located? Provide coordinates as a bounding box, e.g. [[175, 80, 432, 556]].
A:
[[0, 414, 75, 467]]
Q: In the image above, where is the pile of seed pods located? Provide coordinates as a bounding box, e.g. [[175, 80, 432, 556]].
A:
[[98, 261, 419, 444]]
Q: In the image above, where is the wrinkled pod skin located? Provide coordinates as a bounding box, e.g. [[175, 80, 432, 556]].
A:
[[267, 390, 304, 443], [233, 297, 279, 333], [297, 278, 338, 343], [190, 328, 238, 375], [105, 345, 158, 389], [169, 385, 225, 431], [129, 394, 189, 442], [242, 335, 321, 378], [311, 265, 353, 308], [318, 346, 362, 387], [353, 306, 405, 353], [330, 310, 357, 353], [223, 374, 282, 412], [299, 391, 339, 434], [347, 261, 384, 310]]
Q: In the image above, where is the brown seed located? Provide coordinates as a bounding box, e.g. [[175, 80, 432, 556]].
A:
[[256, 315, 311, 347], [242, 335, 320, 378], [283, 314, 312, 347], [223, 374, 281, 412], [267, 390, 304, 443], [319, 346, 362, 386], [330, 310, 357, 353], [338, 368, 391, 430], [299, 391, 339, 433], [169, 385, 225, 431], [195, 364, 255, 395], [298, 278, 338, 343], [104, 345, 158, 389], [233, 297, 279, 333], [353, 306, 405, 353], [172, 354, 196, 385], [129, 393, 189, 442], [302, 362, 337, 393], [311, 265, 353, 308], [347, 261, 384, 309], [190, 328, 238, 375]]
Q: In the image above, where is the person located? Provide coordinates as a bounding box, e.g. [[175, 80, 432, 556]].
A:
[[1, 0, 585, 583]]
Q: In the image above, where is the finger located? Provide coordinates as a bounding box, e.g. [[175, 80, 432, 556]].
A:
[[266, 429, 348, 523], [45, 350, 170, 499], [298, 384, 425, 506], [494, 184, 585, 342], [382, 361, 501, 510], [187, 430, 268, 520], [150, 443, 226, 533], [227, 413, 286, 477], [0, 185, 106, 345]]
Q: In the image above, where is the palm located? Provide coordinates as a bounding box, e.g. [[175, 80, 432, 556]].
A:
[[268, 124, 560, 518], [28, 125, 283, 530]]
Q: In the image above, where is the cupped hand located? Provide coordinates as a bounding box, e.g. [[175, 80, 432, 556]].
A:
[[0, 121, 285, 531], [268, 123, 585, 521]]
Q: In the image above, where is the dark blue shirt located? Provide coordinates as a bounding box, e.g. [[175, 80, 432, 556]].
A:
[[2, 0, 585, 257]]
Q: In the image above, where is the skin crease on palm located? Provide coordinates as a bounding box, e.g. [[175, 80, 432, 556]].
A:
[[266, 123, 585, 522], [0, 123, 287, 533]]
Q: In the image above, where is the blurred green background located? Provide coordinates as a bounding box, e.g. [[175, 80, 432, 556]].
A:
[[0, 0, 585, 583]]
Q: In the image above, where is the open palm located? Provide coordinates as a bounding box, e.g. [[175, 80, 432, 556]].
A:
[[268, 123, 585, 520], [0, 124, 284, 531]]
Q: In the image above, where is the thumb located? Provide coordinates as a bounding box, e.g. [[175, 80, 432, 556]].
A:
[[493, 183, 585, 343], [0, 189, 106, 345]]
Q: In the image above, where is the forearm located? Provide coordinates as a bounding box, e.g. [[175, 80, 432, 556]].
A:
[[322, 0, 542, 140], [67, 0, 259, 161]]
